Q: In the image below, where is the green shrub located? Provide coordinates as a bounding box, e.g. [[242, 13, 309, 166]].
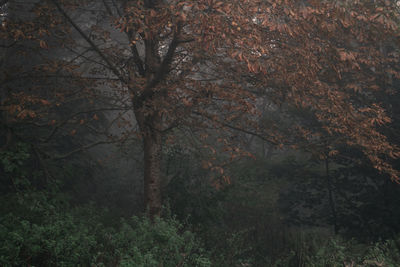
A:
[[362, 237, 400, 267], [109, 216, 211, 267], [0, 207, 100, 266], [281, 233, 400, 267], [0, 194, 211, 267]]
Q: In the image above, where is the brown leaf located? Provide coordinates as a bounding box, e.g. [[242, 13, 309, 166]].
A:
[[39, 40, 48, 49]]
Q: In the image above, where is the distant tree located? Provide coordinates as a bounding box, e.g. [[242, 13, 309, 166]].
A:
[[2, 0, 399, 218]]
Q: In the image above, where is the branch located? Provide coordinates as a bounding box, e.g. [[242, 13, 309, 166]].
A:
[[102, 0, 114, 17], [111, 0, 123, 18], [193, 111, 279, 146], [62, 44, 115, 71], [19, 75, 121, 81], [0, 41, 17, 48], [51, 140, 120, 160], [50, 0, 127, 83], [177, 38, 195, 44], [126, 29, 145, 76], [133, 22, 182, 107], [0, 0, 8, 7], [148, 22, 182, 89], [130, 44, 145, 76], [161, 121, 179, 133], [0, 125, 12, 152], [40, 107, 129, 143], [32, 145, 55, 184]]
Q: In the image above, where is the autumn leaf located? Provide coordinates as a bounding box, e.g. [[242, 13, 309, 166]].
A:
[[39, 40, 48, 49], [182, 98, 192, 107], [40, 99, 51, 105], [202, 161, 212, 169]]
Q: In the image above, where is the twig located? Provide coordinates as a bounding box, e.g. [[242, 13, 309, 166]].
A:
[[50, 0, 127, 83]]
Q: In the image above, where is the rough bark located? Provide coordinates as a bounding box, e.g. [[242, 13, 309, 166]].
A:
[[134, 106, 163, 218], [143, 127, 162, 218], [325, 157, 338, 234]]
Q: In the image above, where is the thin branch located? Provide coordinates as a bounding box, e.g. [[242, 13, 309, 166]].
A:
[[0, 125, 12, 152], [130, 43, 145, 76], [193, 111, 279, 146], [63, 44, 115, 70], [32, 145, 55, 184], [51, 140, 121, 160], [50, 0, 127, 83], [4, 74, 121, 82], [126, 29, 145, 77], [0, 0, 8, 7], [0, 40, 17, 48], [149, 22, 182, 89], [133, 22, 183, 107], [102, 0, 114, 17], [177, 38, 195, 44], [40, 107, 129, 143], [111, 0, 123, 18]]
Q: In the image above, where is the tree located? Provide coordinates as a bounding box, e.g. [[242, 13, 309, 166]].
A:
[[2, 0, 399, 218]]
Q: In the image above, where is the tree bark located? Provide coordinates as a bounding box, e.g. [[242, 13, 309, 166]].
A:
[[134, 106, 163, 218], [143, 126, 162, 218], [325, 156, 338, 234]]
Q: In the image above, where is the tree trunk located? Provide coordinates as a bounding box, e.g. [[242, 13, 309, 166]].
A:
[[134, 106, 163, 219], [325, 157, 338, 234], [143, 127, 162, 218]]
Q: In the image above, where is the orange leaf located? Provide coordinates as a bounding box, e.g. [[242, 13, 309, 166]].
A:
[[40, 99, 51, 105], [39, 40, 48, 49]]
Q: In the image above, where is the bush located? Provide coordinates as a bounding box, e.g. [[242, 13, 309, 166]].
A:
[[273, 232, 400, 267], [0, 194, 211, 267], [0, 202, 101, 266], [110, 216, 211, 267]]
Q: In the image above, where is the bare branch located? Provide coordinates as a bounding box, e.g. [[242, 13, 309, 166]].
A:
[[0, 0, 8, 7], [50, 0, 127, 84], [111, 0, 123, 18], [102, 0, 114, 17], [126, 30, 145, 76], [0, 40, 16, 48], [40, 108, 129, 143], [150, 22, 182, 89], [133, 22, 183, 108], [193, 111, 279, 146], [51, 140, 121, 160]]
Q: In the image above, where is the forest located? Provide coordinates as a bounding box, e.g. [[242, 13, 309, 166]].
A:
[[1, 0, 400, 266]]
